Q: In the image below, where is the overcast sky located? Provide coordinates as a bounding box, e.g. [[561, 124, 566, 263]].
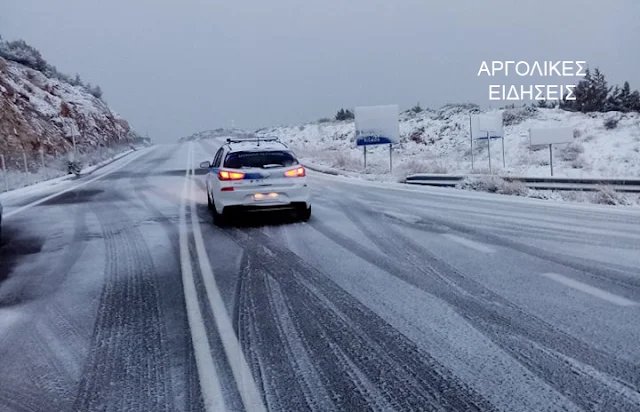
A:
[[2, 0, 639, 142]]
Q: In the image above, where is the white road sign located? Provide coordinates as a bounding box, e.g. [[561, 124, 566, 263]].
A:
[[529, 127, 573, 145], [355, 105, 399, 146], [471, 114, 503, 138]]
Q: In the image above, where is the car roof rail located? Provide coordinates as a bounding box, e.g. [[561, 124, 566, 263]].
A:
[[225, 136, 286, 147]]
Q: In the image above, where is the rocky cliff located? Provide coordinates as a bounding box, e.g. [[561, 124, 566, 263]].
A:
[[0, 56, 132, 170]]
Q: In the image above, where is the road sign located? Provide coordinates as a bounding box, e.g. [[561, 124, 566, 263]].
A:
[[470, 113, 505, 172], [471, 114, 503, 139], [529, 127, 573, 145], [355, 105, 399, 146], [529, 127, 574, 176]]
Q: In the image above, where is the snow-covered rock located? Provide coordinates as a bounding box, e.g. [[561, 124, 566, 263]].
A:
[[0, 56, 134, 171]]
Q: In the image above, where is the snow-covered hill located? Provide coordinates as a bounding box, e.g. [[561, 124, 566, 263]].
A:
[[252, 104, 640, 181], [0, 56, 135, 171], [179, 128, 255, 142]]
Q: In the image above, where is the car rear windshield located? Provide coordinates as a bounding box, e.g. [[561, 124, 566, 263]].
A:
[[223, 151, 298, 169]]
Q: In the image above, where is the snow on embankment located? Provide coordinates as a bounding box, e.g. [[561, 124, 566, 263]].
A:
[[253, 104, 640, 181], [0, 56, 134, 172]]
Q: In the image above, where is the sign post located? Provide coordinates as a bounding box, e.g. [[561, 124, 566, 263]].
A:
[[469, 115, 474, 171], [529, 127, 573, 176], [355, 105, 399, 173], [363, 146, 367, 169], [502, 134, 506, 168], [487, 131, 492, 173], [471, 114, 504, 174]]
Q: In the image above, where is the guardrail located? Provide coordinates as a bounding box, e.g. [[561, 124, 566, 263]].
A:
[[404, 174, 640, 193]]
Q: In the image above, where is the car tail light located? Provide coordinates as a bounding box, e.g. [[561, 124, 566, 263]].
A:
[[218, 170, 245, 180], [284, 166, 306, 177], [221, 187, 235, 192]]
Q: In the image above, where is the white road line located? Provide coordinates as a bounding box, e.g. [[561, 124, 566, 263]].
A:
[[442, 233, 496, 254], [187, 145, 267, 412], [179, 145, 227, 412], [4, 148, 152, 219], [541, 272, 638, 307]]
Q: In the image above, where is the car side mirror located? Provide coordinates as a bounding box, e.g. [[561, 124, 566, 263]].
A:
[[199, 161, 211, 169]]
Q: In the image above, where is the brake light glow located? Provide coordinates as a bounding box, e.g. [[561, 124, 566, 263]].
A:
[[284, 167, 306, 177], [218, 170, 245, 180], [221, 187, 235, 192]]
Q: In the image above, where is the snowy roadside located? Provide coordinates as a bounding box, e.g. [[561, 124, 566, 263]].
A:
[[0, 146, 149, 202], [302, 156, 640, 208]]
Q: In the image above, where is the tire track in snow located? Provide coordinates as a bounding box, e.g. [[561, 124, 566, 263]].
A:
[[126, 147, 204, 412], [334, 200, 640, 412], [72, 200, 175, 412], [362, 190, 640, 294], [234, 245, 311, 411], [0, 205, 90, 412], [227, 227, 495, 412]]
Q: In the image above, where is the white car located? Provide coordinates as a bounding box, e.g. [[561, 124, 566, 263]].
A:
[[200, 137, 311, 225]]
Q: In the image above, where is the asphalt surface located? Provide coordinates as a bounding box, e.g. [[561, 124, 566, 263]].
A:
[[0, 142, 639, 412]]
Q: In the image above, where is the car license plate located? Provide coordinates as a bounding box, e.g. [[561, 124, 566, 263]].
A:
[[254, 193, 279, 201]]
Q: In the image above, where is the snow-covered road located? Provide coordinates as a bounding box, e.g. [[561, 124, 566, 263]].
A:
[[1, 142, 639, 412]]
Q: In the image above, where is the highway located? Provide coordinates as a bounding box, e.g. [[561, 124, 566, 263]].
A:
[[0, 141, 639, 412]]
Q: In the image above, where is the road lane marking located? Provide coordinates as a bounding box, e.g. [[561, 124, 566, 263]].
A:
[[442, 233, 496, 254], [187, 145, 267, 412], [4, 147, 153, 219], [541, 272, 638, 307], [179, 145, 227, 412]]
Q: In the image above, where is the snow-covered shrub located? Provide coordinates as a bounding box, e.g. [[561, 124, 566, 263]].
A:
[[591, 185, 629, 205], [559, 191, 590, 203], [458, 175, 528, 196], [583, 134, 597, 142], [603, 118, 618, 130], [560, 142, 584, 161], [409, 127, 425, 144], [317, 117, 332, 123], [331, 152, 362, 170], [503, 106, 537, 126], [433, 103, 480, 121], [470, 167, 492, 175], [397, 159, 448, 176], [571, 155, 589, 169], [88, 84, 102, 99], [0, 39, 47, 71]]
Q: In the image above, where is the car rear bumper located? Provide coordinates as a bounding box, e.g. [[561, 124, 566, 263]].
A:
[[215, 185, 311, 212]]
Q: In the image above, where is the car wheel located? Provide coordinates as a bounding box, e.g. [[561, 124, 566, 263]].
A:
[[211, 201, 229, 227], [207, 190, 214, 210], [298, 205, 311, 222]]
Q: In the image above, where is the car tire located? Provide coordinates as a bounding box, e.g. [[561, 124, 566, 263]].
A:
[[298, 205, 311, 222], [207, 190, 214, 210], [211, 201, 229, 227]]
